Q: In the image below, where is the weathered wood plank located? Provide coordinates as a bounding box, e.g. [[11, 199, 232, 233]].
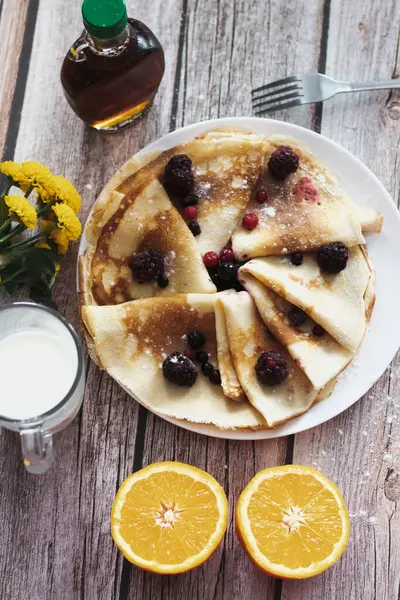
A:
[[125, 0, 326, 598], [0, 0, 36, 159], [283, 1, 400, 599], [0, 0, 182, 598]]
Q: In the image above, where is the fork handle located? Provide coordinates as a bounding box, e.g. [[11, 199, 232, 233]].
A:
[[343, 79, 400, 93]]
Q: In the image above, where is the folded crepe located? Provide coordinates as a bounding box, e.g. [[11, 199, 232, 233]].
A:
[[218, 292, 319, 427], [80, 179, 215, 306], [80, 128, 269, 305], [239, 246, 371, 355], [168, 129, 269, 254], [82, 294, 265, 429], [239, 272, 354, 390], [214, 296, 245, 401], [231, 135, 382, 260]]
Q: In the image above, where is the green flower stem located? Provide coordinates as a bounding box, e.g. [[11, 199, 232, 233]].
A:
[[0, 267, 26, 286], [24, 185, 34, 198], [0, 222, 25, 245], [37, 202, 54, 217], [0, 216, 13, 237], [0, 232, 44, 254]]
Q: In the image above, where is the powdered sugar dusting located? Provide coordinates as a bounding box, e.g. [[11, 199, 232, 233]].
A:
[[164, 250, 176, 277]]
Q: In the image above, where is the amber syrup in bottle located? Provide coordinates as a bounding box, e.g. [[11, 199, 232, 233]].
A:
[[61, 1, 165, 132]]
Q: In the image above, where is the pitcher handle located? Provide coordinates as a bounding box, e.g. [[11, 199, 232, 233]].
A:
[[20, 427, 53, 474]]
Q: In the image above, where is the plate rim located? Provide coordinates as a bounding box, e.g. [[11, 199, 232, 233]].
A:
[[78, 116, 400, 440]]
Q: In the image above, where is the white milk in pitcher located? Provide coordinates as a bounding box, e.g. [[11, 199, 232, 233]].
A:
[[0, 329, 78, 420]]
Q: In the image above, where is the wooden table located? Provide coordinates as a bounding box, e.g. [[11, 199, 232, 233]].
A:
[[1, 0, 399, 598]]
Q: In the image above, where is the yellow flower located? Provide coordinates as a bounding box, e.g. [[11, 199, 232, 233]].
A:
[[4, 195, 37, 229], [52, 203, 81, 241], [0, 161, 30, 191], [36, 185, 55, 204], [21, 161, 57, 199], [40, 218, 55, 232], [51, 175, 81, 214], [49, 228, 69, 255], [35, 241, 52, 250]]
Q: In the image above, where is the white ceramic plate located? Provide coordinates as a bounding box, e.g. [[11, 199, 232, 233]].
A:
[[78, 117, 400, 440]]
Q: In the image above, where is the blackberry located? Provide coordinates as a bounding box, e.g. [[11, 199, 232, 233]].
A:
[[218, 262, 238, 282], [181, 192, 199, 207], [312, 324, 325, 337], [209, 369, 222, 385], [317, 242, 348, 274], [157, 274, 169, 288], [211, 273, 223, 290], [188, 220, 201, 236], [291, 252, 303, 266], [164, 154, 194, 196], [201, 362, 214, 376], [128, 250, 164, 284], [255, 351, 289, 386], [187, 331, 205, 349], [196, 351, 209, 364], [233, 279, 245, 292], [268, 146, 299, 180], [162, 352, 198, 387], [288, 306, 307, 327]]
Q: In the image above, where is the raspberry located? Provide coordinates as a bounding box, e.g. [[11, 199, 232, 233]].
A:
[[291, 252, 303, 266], [242, 213, 259, 230], [255, 351, 289, 386], [184, 348, 196, 360], [163, 352, 198, 386], [268, 146, 299, 180], [255, 189, 268, 204], [164, 154, 194, 196], [203, 251, 219, 268], [219, 247, 235, 262], [317, 242, 348, 274], [128, 250, 164, 284], [294, 177, 318, 202], [187, 331, 205, 349], [181, 192, 199, 207], [184, 205, 198, 220], [188, 220, 201, 236]]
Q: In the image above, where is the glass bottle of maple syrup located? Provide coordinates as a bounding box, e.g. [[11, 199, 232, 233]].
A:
[[61, 0, 165, 132]]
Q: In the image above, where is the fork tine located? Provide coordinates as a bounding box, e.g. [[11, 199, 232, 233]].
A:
[[253, 97, 304, 115], [252, 91, 304, 113], [252, 75, 301, 95], [252, 84, 303, 107]]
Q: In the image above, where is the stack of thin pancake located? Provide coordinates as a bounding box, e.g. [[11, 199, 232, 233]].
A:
[[80, 130, 382, 430]]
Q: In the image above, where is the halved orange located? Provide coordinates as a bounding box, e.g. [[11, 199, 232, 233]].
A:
[[111, 461, 228, 574], [236, 465, 350, 579]]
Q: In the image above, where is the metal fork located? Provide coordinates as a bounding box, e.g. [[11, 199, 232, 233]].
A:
[[252, 73, 400, 115]]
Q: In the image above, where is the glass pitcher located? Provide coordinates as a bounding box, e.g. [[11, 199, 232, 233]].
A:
[[0, 302, 85, 474]]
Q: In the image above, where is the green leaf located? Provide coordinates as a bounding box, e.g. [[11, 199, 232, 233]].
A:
[[0, 194, 9, 228], [29, 285, 58, 310], [0, 247, 58, 298]]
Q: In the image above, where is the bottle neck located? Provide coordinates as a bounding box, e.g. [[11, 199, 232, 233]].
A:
[[86, 23, 130, 56]]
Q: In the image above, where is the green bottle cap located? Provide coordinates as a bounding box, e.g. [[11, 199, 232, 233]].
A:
[[82, 0, 128, 39]]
